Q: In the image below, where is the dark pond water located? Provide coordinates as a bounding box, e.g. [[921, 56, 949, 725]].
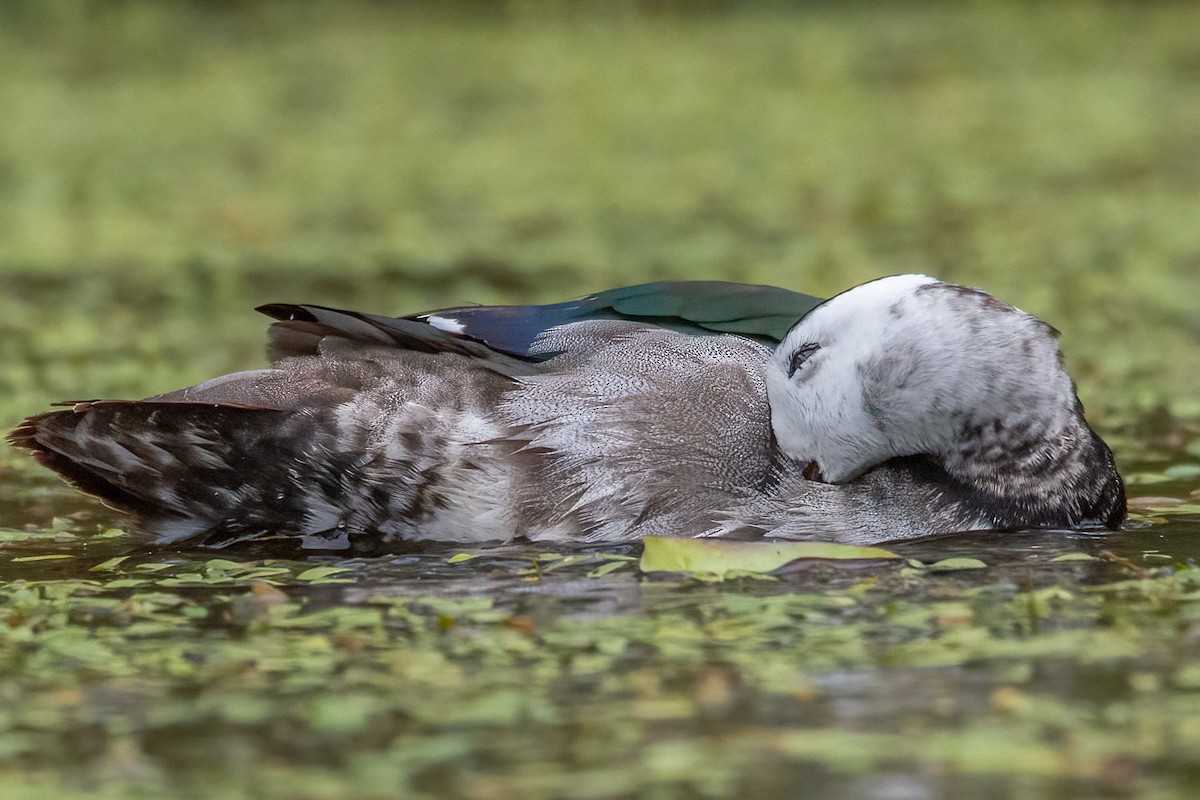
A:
[[0, 422, 1198, 800]]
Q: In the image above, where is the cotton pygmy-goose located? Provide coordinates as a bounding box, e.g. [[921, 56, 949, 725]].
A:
[[9, 275, 1125, 549]]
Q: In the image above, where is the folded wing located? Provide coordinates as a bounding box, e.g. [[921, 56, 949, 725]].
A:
[[412, 281, 824, 358]]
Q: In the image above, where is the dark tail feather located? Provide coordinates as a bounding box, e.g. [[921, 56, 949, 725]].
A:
[[256, 303, 537, 377], [8, 401, 307, 544], [10, 407, 163, 517]]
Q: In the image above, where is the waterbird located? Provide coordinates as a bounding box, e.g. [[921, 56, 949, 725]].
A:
[[9, 275, 1125, 550]]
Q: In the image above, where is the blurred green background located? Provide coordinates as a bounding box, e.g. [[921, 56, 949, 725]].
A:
[[2, 0, 1199, 430]]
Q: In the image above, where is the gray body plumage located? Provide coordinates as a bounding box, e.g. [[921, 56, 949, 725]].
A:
[[140, 321, 783, 546], [8, 276, 1126, 548]]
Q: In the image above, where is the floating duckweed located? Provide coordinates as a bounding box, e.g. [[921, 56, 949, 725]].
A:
[[0, 531, 1197, 797], [294, 566, 353, 583]]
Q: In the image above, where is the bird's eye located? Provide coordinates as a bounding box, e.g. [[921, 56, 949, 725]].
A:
[[787, 343, 821, 378]]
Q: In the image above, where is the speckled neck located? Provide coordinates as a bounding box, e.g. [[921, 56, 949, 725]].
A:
[[934, 412, 1125, 530]]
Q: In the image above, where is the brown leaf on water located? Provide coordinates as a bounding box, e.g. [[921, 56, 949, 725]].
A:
[[224, 583, 290, 626], [250, 582, 290, 603], [1099, 550, 1149, 580], [504, 615, 536, 637]]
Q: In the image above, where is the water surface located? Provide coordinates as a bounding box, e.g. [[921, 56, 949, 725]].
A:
[[1, 420, 1197, 800]]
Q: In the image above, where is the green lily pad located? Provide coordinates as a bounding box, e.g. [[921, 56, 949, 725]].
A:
[[89, 556, 131, 572], [1156, 503, 1200, 515], [295, 566, 352, 582], [587, 560, 631, 578], [94, 528, 129, 538], [639, 536, 900, 575], [924, 557, 989, 572]]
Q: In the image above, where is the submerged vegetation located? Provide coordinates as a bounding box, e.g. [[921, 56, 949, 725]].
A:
[[1, 1, 1200, 798]]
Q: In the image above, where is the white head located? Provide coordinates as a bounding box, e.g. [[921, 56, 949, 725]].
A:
[[766, 275, 1080, 485]]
